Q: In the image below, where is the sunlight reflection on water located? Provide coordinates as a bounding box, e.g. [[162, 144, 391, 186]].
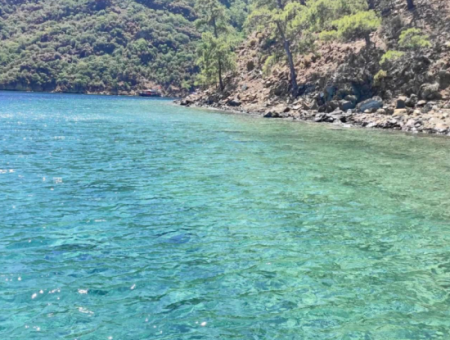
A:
[[1, 92, 450, 339]]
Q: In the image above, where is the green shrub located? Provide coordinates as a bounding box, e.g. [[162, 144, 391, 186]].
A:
[[380, 50, 405, 66], [294, 0, 370, 32], [374, 69, 387, 85], [332, 10, 381, 46], [297, 31, 316, 54], [319, 30, 339, 42], [399, 28, 432, 50], [262, 55, 277, 76]]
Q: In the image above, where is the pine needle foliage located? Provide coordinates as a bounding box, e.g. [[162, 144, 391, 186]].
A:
[[195, 0, 236, 90], [398, 28, 432, 50], [195, 32, 236, 87], [324, 10, 381, 46], [246, 0, 303, 95], [293, 0, 369, 32], [380, 50, 405, 66]]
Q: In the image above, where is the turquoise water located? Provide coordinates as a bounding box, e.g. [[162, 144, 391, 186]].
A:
[[2, 92, 450, 340]]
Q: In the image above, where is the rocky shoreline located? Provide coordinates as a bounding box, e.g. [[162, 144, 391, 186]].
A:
[[176, 93, 450, 136]]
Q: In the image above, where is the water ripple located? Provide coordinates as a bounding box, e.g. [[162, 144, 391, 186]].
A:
[[2, 92, 450, 339]]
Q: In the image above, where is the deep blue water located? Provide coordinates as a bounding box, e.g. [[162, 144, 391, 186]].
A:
[[2, 92, 450, 339]]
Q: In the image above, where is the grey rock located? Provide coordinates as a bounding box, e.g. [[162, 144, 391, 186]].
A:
[[421, 103, 433, 114], [345, 95, 358, 103], [439, 70, 450, 88], [396, 96, 407, 109], [340, 100, 356, 111], [384, 90, 393, 100], [405, 94, 418, 107], [281, 106, 290, 113], [420, 83, 441, 100], [357, 96, 383, 113], [330, 110, 346, 122], [314, 113, 326, 122], [326, 100, 339, 113], [227, 99, 241, 107], [383, 105, 394, 115], [308, 100, 319, 111], [263, 111, 281, 118], [417, 100, 427, 107]]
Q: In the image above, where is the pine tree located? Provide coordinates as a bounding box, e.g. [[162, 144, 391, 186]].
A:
[[326, 10, 381, 46], [196, 33, 235, 88], [195, 0, 234, 91], [247, 0, 303, 96], [298, 0, 380, 47]]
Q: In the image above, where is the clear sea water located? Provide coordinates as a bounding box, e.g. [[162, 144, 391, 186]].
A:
[[1, 92, 450, 340]]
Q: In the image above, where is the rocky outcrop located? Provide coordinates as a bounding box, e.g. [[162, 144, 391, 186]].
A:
[[179, 87, 450, 136], [356, 97, 383, 113], [178, 0, 450, 137]]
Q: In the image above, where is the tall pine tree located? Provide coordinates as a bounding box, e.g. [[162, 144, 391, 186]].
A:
[[247, 0, 303, 96], [195, 0, 235, 91]]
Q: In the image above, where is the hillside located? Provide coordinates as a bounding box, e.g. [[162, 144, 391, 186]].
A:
[[0, 0, 201, 95], [182, 0, 450, 135]]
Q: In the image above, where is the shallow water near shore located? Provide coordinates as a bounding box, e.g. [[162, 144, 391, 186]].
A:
[[2, 91, 450, 339]]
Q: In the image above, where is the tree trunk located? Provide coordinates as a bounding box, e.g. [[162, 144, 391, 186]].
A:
[[277, 22, 298, 97], [212, 18, 224, 91], [406, 0, 415, 10], [218, 59, 224, 91], [276, 0, 284, 10], [364, 34, 371, 47]]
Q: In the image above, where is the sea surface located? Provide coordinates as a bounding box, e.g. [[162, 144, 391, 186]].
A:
[[1, 92, 450, 340]]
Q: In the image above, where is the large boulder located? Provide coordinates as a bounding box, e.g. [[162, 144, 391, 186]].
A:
[[340, 100, 356, 111], [227, 98, 241, 107], [356, 97, 383, 113], [405, 94, 418, 107], [263, 111, 281, 118], [439, 70, 450, 89], [420, 83, 441, 100], [345, 95, 358, 103], [325, 100, 339, 113], [396, 96, 407, 109], [270, 80, 289, 96], [180, 99, 192, 106]]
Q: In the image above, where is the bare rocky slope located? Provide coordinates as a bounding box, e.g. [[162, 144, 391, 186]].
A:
[[180, 0, 450, 135]]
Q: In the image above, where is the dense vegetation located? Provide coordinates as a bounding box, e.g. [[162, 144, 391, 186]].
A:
[[196, 0, 424, 95], [0, 0, 423, 95], [0, 0, 247, 94]]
